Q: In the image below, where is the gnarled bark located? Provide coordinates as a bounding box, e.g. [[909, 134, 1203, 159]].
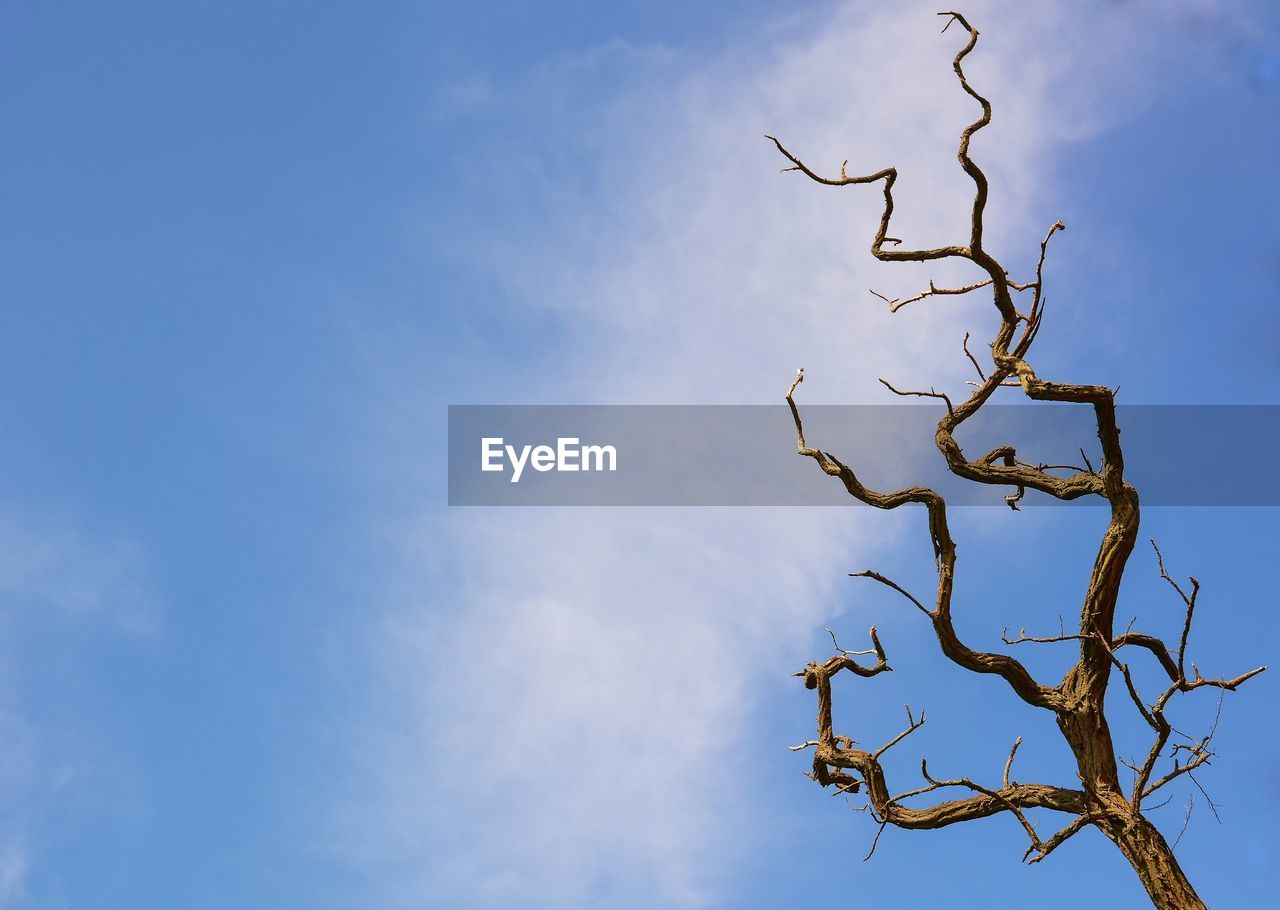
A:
[[1102, 817, 1204, 910]]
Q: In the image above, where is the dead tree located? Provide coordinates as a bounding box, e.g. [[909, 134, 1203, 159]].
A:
[[772, 13, 1264, 910]]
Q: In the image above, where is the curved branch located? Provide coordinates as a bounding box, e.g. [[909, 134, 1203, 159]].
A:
[[879, 377, 954, 415], [816, 737, 1085, 833], [938, 11, 992, 257], [788, 378, 1061, 710], [871, 279, 996, 314], [764, 136, 969, 264], [801, 636, 1083, 837]]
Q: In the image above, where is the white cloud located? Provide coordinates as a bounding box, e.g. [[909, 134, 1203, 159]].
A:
[[339, 2, 1265, 907], [357, 509, 871, 905]]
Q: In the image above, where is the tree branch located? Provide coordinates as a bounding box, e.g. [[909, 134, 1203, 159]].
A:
[[788, 376, 1063, 710]]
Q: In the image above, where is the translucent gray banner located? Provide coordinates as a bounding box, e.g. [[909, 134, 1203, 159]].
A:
[[448, 405, 1280, 506]]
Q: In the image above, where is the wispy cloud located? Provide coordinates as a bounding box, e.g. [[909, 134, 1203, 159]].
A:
[[0, 838, 28, 908], [0, 506, 156, 907], [0, 511, 157, 636]]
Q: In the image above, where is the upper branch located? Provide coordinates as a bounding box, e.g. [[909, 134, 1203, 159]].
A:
[[938, 12, 992, 256], [764, 135, 968, 264]]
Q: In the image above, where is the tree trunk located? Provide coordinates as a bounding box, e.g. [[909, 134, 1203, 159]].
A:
[[1101, 816, 1205, 910]]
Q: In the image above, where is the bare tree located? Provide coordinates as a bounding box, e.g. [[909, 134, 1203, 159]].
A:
[[772, 13, 1265, 910]]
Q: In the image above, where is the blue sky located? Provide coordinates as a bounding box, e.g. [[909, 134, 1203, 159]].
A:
[[1, 1, 1279, 908]]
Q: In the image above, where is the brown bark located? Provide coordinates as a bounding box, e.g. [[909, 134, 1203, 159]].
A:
[[1101, 817, 1205, 910], [773, 12, 1264, 909]]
